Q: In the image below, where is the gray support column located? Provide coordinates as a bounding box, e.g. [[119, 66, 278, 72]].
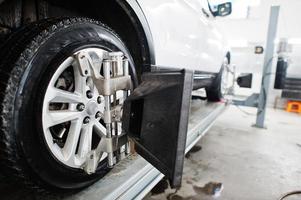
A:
[[255, 6, 280, 128]]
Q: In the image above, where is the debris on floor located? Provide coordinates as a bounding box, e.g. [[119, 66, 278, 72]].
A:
[[151, 179, 169, 195], [185, 145, 202, 158], [145, 107, 301, 200], [193, 182, 223, 197], [147, 179, 224, 200], [166, 182, 223, 200]]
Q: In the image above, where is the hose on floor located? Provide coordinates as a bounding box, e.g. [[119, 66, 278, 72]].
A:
[[234, 105, 256, 116], [278, 191, 301, 200]]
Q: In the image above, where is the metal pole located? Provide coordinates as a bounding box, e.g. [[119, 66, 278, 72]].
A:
[[110, 52, 123, 137], [103, 60, 114, 167], [255, 6, 280, 128], [123, 59, 131, 155]]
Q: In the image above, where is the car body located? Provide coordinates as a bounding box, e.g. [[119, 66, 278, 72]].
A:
[[136, 0, 230, 72]]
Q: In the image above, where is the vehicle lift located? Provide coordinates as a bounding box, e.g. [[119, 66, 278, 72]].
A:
[[232, 6, 284, 129]]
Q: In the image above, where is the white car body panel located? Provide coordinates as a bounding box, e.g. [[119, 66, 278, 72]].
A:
[[136, 0, 229, 73]]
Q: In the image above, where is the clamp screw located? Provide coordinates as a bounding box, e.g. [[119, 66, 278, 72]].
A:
[[77, 103, 85, 111], [83, 117, 90, 124], [86, 90, 93, 99]]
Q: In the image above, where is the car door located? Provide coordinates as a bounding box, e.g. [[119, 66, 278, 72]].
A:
[[198, 0, 230, 72], [182, 0, 228, 73], [136, 0, 208, 71]]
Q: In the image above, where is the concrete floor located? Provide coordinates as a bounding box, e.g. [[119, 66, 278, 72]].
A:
[[145, 106, 301, 200]]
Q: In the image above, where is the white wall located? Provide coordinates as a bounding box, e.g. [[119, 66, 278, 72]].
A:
[[214, 0, 301, 107]]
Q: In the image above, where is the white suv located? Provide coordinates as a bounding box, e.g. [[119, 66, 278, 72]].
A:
[[0, 0, 231, 192]]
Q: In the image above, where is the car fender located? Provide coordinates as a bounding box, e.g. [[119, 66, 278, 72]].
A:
[[135, 0, 229, 73]]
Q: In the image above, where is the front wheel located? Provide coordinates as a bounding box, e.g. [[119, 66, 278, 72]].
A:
[[0, 18, 135, 192]]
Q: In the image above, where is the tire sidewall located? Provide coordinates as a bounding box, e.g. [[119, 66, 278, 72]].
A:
[[206, 57, 229, 102], [219, 59, 230, 98], [12, 21, 133, 190]]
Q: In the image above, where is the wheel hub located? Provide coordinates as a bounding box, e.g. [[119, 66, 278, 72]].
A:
[[42, 48, 131, 173], [86, 101, 98, 116]]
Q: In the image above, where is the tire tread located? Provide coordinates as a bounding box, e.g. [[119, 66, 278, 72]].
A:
[[0, 17, 122, 193]]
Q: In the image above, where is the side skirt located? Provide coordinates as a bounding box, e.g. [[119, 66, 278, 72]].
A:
[[150, 65, 217, 90]]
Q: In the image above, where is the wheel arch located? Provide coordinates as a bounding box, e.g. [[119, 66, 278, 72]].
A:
[[45, 0, 155, 77], [0, 0, 155, 78]]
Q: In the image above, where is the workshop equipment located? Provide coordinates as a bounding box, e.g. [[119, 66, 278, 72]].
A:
[[286, 101, 301, 114]]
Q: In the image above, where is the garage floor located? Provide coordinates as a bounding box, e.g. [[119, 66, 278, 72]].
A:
[[145, 105, 301, 200]]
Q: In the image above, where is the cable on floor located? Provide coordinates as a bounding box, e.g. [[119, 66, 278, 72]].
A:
[[234, 105, 256, 116], [278, 190, 301, 200]]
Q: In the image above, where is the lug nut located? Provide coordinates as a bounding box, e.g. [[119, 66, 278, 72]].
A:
[[83, 117, 90, 124], [97, 96, 102, 104], [95, 111, 102, 119], [86, 90, 93, 99], [77, 103, 85, 111]]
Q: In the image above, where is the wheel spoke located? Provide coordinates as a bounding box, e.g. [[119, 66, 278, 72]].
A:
[[62, 119, 82, 160], [77, 123, 93, 158], [94, 121, 107, 137], [44, 110, 82, 128], [45, 86, 82, 103], [41, 47, 115, 169]]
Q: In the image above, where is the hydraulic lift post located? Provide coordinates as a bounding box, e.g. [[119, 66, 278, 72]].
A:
[[255, 6, 280, 128], [232, 6, 280, 129]]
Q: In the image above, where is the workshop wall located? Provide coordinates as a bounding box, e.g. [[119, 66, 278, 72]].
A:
[[214, 0, 301, 108]]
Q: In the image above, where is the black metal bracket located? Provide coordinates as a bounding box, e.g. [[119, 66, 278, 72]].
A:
[[122, 69, 193, 188], [237, 73, 253, 88]]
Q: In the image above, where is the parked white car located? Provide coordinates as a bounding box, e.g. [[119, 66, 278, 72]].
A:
[[0, 0, 231, 192]]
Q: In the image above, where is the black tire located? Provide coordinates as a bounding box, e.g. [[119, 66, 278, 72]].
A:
[[206, 59, 229, 102], [206, 68, 224, 102], [0, 17, 136, 192]]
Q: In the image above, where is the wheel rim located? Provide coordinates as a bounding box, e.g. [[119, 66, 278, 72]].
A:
[[42, 48, 113, 169]]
